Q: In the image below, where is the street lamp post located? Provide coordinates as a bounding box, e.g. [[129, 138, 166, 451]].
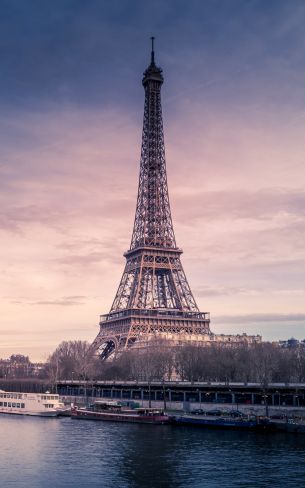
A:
[[262, 394, 269, 418], [148, 382, 152, 409], [196, 389, 202, 410], [162, 380, 166, 411], [275, 390, 281, 406], [71, 372, 75, 403]]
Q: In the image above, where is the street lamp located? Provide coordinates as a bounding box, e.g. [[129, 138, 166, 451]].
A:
[[162, 380, 167, 411], [236, 393, 245, 412], [275, 390, 281, 406], [205, 392, 211, 404], [262, 394, 269, 418], [148, 381, 152, 408], [196, 389, 202, 410]]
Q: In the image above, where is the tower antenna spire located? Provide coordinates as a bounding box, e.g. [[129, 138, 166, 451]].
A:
[[150, 36, 155, 64]]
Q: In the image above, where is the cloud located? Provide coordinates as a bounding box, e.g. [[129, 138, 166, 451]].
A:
[[174, 188, 305, 222], [194, 285, 251, 297], [32, 295, 87, 306], [0, 205, 68, 234], [57, 253, 108, 267], [213, 313, 305, 324]]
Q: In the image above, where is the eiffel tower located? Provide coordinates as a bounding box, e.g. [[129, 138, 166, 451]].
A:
[[92, 39, 210, 359]]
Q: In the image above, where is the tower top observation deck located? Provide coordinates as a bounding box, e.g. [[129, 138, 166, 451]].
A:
[[142, 37, 164, 85]]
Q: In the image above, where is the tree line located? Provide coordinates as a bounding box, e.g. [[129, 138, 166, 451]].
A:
[[44, 339, 305, 386], [3, 340, 305, 385], [0, 354, 41, 379]]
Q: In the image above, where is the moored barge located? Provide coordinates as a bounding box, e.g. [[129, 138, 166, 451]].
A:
[[173, 413, 274, 431], [71, 401, 170, 425]]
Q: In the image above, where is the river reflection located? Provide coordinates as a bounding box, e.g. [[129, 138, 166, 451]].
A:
[[1, 416, 305, 488]]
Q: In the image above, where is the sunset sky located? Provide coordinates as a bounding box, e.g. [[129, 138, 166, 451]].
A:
[[1, 0, 305, 360]]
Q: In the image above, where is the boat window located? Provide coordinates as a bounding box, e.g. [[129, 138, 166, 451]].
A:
[[17, 403, 20, 408], [8, 402, 11, 407], [12, 403, 16, 407], [21, 403, 25, 408]]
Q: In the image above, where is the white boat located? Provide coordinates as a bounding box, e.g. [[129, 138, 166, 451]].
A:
[[0, 389, 65, 417]]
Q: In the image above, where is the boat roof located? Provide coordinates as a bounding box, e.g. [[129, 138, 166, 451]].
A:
[[135, 408, 163, 412], [94, 400, 121, 405]]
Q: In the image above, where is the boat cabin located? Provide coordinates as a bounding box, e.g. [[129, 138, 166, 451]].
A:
[[134, 408, 165, 416]]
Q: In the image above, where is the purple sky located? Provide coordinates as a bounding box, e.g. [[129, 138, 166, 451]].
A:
[[1, 0, 305, 360]]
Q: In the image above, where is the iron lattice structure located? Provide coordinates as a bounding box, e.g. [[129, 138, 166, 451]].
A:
[[92, 41, 210, 359]]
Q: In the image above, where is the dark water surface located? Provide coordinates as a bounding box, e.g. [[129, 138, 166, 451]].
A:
[[1, 416, 305, 488]]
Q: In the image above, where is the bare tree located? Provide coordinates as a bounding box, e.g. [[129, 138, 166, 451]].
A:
[[46, 341, 97, 382], [45, 338, 305, 384]]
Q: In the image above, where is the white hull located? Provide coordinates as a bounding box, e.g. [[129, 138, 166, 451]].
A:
[[0, 390, 65, 417], [0, 409, 58, 417]]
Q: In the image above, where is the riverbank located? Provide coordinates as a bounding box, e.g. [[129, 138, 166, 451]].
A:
[[2, 379, 305, 418]]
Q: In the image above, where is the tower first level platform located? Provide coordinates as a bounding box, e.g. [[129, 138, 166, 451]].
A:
[[92, 308, 210, 358]]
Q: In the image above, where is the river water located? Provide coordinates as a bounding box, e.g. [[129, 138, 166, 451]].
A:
[[1, 415, 305, 488]]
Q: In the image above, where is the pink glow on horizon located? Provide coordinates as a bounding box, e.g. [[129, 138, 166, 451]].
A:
[[1, 102, 305, 360]]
